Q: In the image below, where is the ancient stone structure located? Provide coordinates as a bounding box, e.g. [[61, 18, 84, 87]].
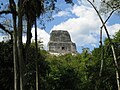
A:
[[48, 30, 77, 54]]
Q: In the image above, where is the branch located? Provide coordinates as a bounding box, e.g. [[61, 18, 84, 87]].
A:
[[9, 0, 18, 16], [101, 10, 115, 29], [0, 2, 18, 15], [87, 0, 120, 89], [105, 1, 120, 10], [87, 0, 111, 42], [0, 10, 17, 15], [0, 23, 12, 36], [100, 1, 120, 29], [0, 10, 12, 15]]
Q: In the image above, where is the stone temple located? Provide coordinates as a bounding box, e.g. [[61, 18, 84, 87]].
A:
[[48, 30, 77, 54]]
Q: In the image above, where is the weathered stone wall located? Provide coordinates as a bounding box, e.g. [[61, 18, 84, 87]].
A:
[[50, 30, 71, 42], [48, 30, 77, 54]]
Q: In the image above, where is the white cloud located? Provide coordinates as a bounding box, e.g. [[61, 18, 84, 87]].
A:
[[0, 35, 11, 42], [81, 0, 101, 8], [0, 36, 6, 42], [0, 0, 119, 53], [71, 5, 95, 17], [31, 28, 50, 50], [0, 28, 50, 50], [100, 24, 120, 39], [53, 11, 71, 18], [107, 24, 120, 36], [51, 4, 101, 47], [22, 28, 50, 50], [51, 4, 120, 51]]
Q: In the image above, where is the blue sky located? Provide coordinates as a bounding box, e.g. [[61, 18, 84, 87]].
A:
[[0, 0, 120, 53], [39, 0, 120, 52]]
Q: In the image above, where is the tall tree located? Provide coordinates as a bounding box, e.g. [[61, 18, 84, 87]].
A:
[[17, 0, 25, 90], [23, 0, 44, 62], [87, 0, 120, 89], [9, 0, 19, 90], [22, 1, 73, 90], [35, 17, 39, 90], [22, 1, 44, 90], [0, 0, 74, 90]]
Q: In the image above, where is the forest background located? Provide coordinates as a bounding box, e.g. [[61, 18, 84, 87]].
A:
[[0, 0, 120, 90]]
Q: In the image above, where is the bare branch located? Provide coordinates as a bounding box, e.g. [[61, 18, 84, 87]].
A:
[[0, 10, 12, 15], [0, 23, 12, 36], [101, 10, 115, 29], [87, 0, 120, 89]]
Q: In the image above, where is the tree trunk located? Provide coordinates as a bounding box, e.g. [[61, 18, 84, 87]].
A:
[[35, 17, 39, 90], [13, 19, 20, 90], [9, 0, 19, 90], [99, 29, 104, 77], [25, 17, 32, 63], [17, 0, 24, 90]]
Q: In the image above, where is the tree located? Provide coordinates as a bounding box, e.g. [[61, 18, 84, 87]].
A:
[[9, 0, 19, 90], [113, 30, 120, 42], [100, 0, 120, 14], [22, 0, 74, 90], [17, 0, 25, 89], [91, 47, 118, 90], [45, 54, 82, 90], [0, 41, 14, 90], [87, 0, 120, 89], [0, 0, 74, 90], [0, 41, 50, 90]]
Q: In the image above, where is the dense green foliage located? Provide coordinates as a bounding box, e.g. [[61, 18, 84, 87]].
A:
[[0, 41, 13, 90], [0, 0, 119, 90], [0, 30, 120, 90]]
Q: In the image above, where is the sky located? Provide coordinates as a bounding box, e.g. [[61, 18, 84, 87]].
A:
[[37, 0, 120, 52], [0, 0, 120, 53]]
